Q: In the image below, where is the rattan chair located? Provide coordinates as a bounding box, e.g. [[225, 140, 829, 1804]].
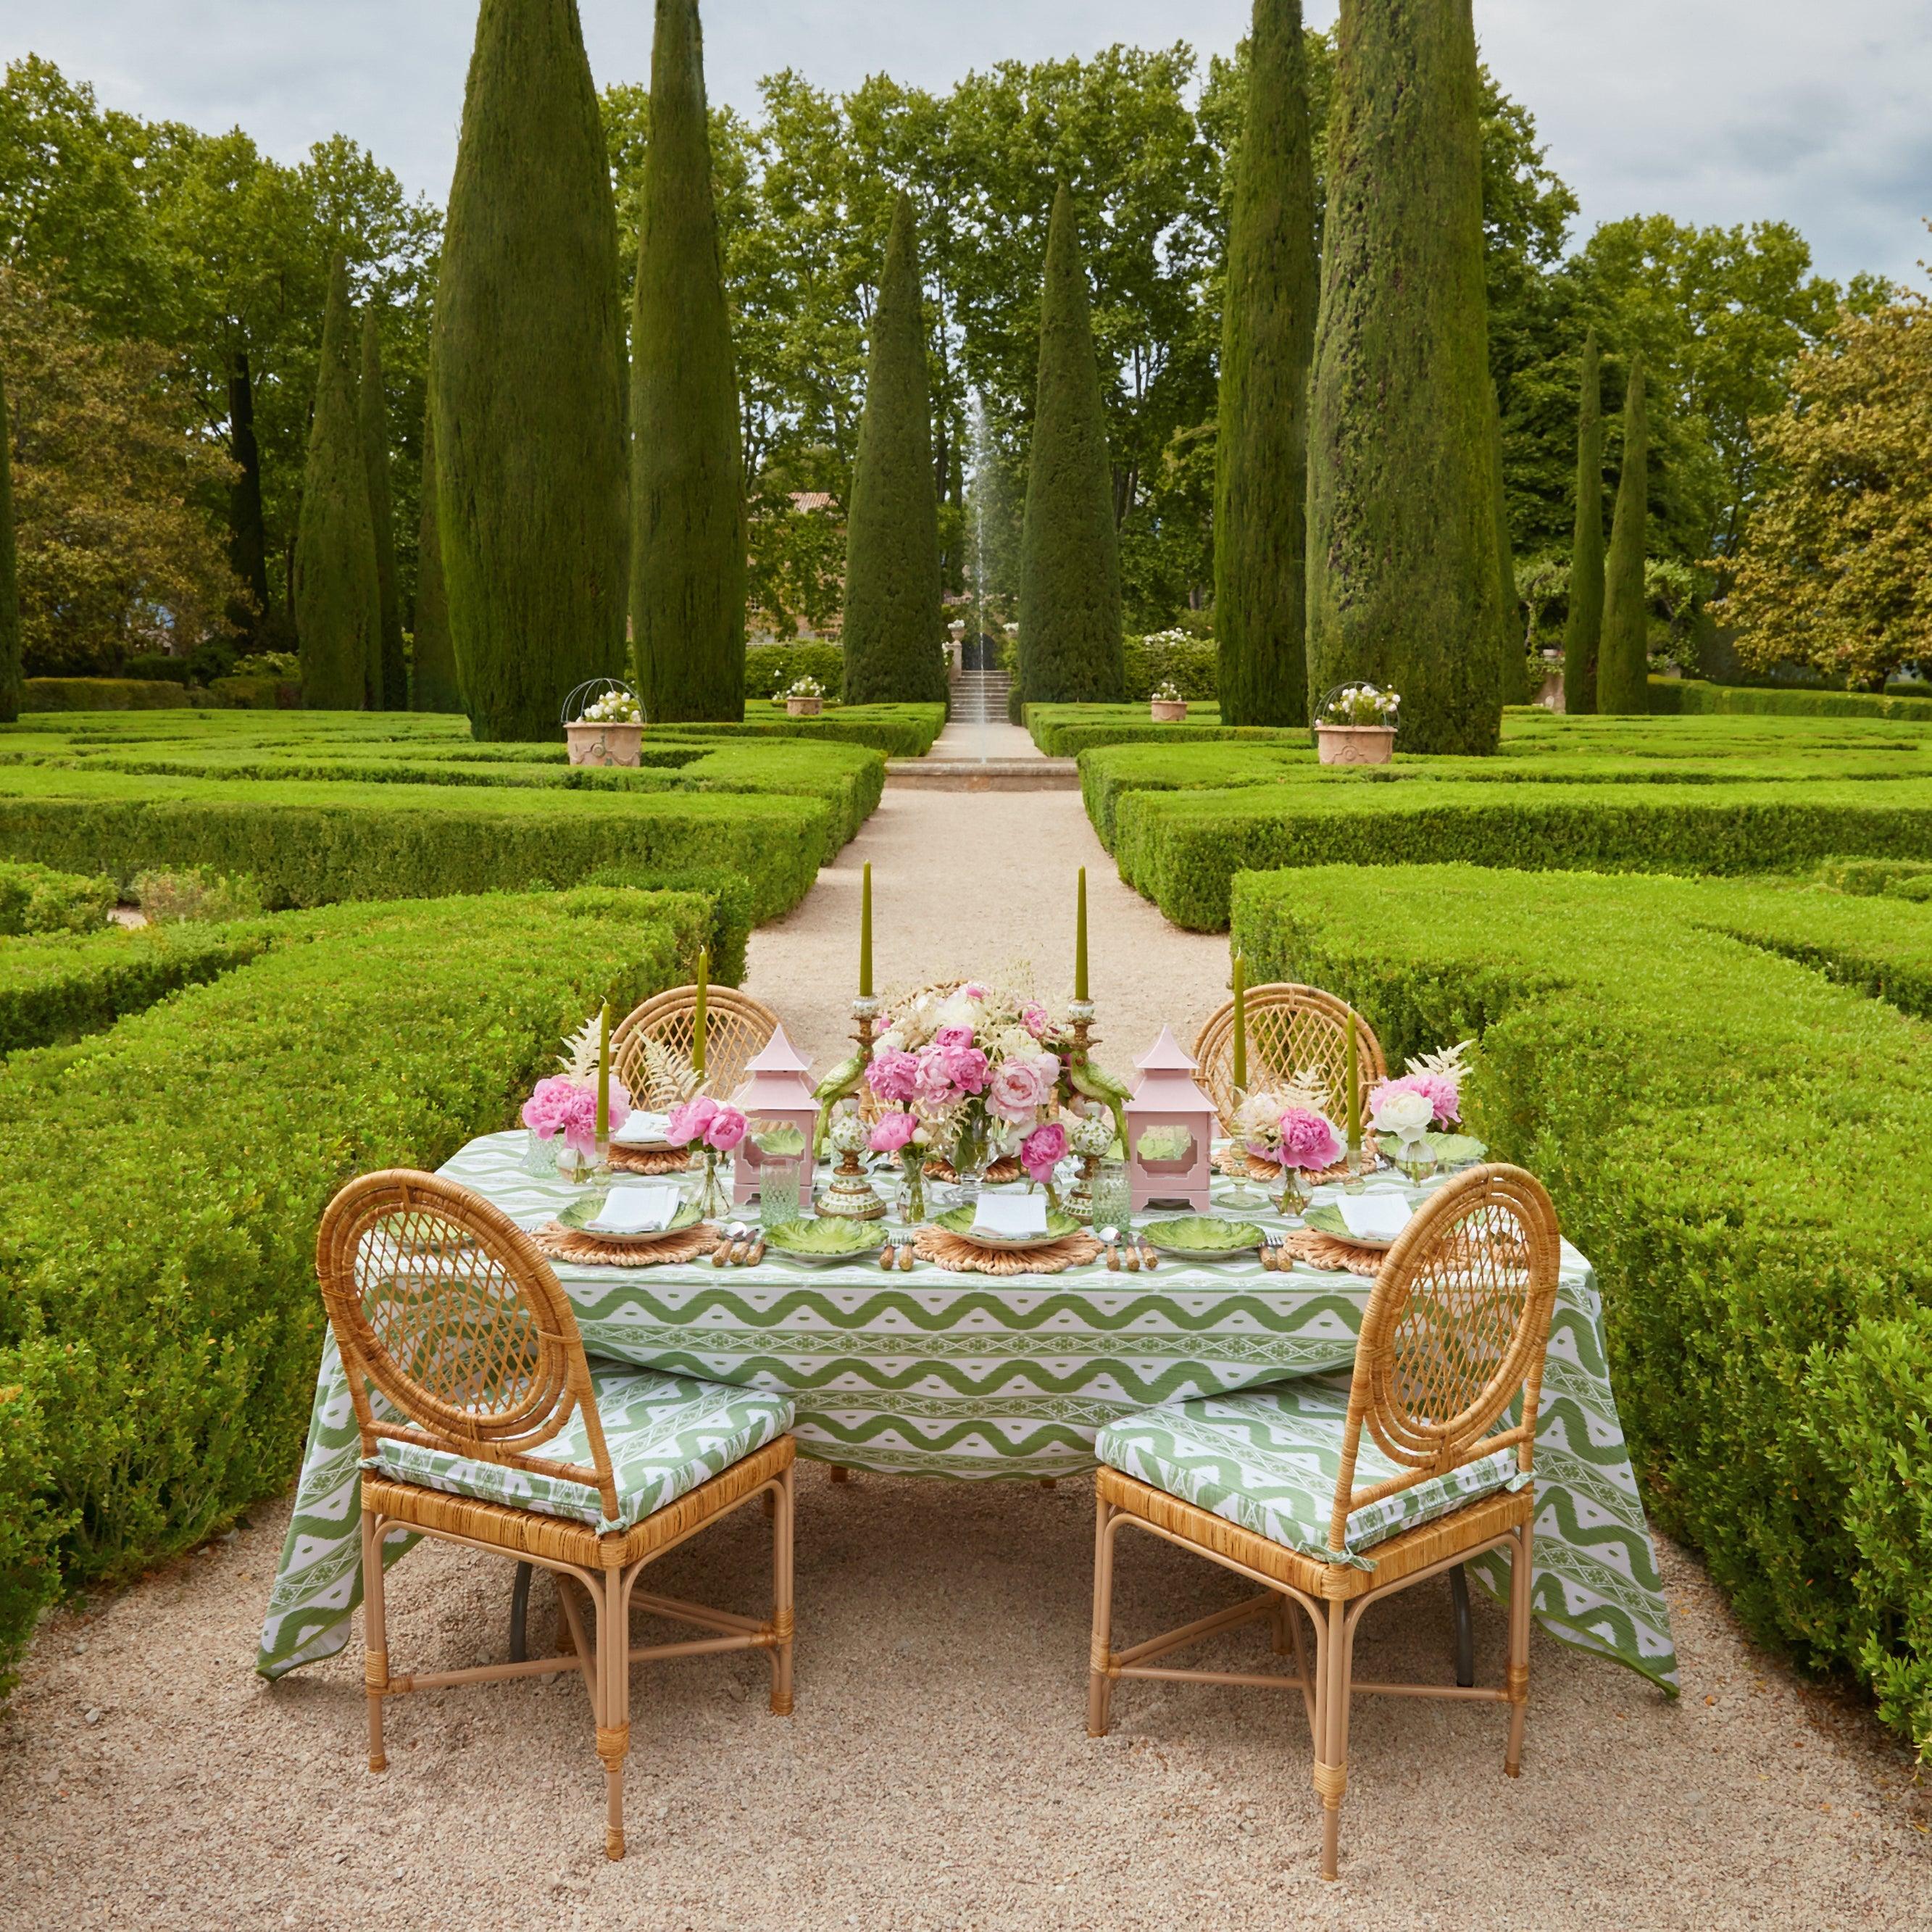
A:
[[1193, 983, 1387, 1133], [318, 1170, 796, 1862], [611, 986, 781, 1107], [1088, 1164, 1561, 1881]]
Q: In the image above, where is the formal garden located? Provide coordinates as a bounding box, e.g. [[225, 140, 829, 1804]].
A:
[[0, 0, 1928, 1923]]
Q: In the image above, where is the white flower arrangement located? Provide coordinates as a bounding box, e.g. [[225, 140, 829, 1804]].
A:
[[786, 675, 824, 700], [1151, 680, 1185, 704], [1320, 683, 1401, 728], [579, 688, 641, 725]]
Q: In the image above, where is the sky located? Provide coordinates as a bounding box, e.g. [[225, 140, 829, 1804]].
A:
[[1, 0, 1926, 287]]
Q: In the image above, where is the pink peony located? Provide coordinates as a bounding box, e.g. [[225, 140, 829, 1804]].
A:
[[1276, 1107, 1344, 1172], [1020, 1001, 1050, 1040], [962, 983, 987, 1001], [933, 1024, 976, 1051], [866, 1048, 920, 1104], [666, 1095, 720, 1147], [987, 1054, 1058, 1125], [1370, 1072, 1460, 1127], [938, 1042, 990, 1095], [1019, 1120, 1068, 1185], [523, 1075, 630, 1157], [913, 1049, 958, 1107], [704, 1104, 748, 1153], [868, 1110, 920, 1154]]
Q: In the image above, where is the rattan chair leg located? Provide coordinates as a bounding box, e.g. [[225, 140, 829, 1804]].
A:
[[1270, 1593, 1290, 1657], [591, 1574, 629, 1862], [1316, 1599, 1352, 1883], [1087, 1499, 1117, 1738], [360, 1511, 389, 1774], [1505, 1521, 1533, 1777], [828, 1465, 852, 1483], [770, 1468, 796, 1717]]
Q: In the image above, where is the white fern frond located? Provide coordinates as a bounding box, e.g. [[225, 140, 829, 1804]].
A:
[[1405, 1038, 1475, 1082], [557, 1017, 602, 1083], [636, 1037, 701, 1109]]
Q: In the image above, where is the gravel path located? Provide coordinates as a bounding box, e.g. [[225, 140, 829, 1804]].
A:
[[2, 764, 1925, 1929]]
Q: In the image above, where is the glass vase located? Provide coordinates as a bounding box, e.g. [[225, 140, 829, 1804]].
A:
[[1396, 1135, 1436, 1187], [1272, 1165, 1314, 1219], [689, 1148, 730, 1220], [898, 1151, 928, 1225], [950, 1112, 991, 1207]]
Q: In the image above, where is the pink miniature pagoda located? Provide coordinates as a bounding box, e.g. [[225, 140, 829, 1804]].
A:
[[1124, 1025, 1217, 1212], [728, 1025, 818, 1207]]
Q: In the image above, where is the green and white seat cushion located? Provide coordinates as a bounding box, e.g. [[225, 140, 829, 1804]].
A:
[[368, 1364, 794, 1533], [1096, 1375, 1527, 1570]]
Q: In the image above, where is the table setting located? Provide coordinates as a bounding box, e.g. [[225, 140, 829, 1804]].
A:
[[257, 866, 1678, 1701]]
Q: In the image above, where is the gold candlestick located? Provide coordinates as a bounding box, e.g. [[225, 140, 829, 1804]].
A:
[[819, 996, 887, 1220]]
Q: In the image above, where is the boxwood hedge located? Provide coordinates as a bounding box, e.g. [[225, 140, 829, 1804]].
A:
[[1233, 864, 1932, 1754], [0, 883, 714, 1688], [22, 678, 194, 712], [0, 859, 117, 936], [1651, 676, 1932, 721]]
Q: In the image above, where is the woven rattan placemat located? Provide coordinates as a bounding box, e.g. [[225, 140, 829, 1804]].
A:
[[912, 1226, 1104, 1276], [922, 1156, 1024, 1186], [608, 1145, 694, 1176], [532, 1221, 719, 1267], [1215, 1144, 1384, 1184], [1275, 1229, 1382, 1278]]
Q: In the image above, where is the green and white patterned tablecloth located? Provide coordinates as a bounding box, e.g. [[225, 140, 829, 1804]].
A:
[[257, 1132, 1678, 1692]]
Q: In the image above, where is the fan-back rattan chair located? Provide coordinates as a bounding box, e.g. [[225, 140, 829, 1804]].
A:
[[612, 985, 781, 1107], [1193, 982, 1387, 1133], [319, 1170, 796, 1861], [1088, 1164, 1561, 1881]]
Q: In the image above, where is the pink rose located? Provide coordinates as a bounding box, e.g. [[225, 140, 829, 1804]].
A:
[[933, 1024, 975, 1051], [866, 1048, 920, 1104], [938, 1044, 989, 1095], [666, 1095, 720, 1147], [1019, 1120, 1068, 1185], [868, 1110, 920, 1154], [1020, 1002, 1049, 1040], [987, 1054, 1057, 1125], [1276, 1107, 1343, 1172], [1370, 1072, 1460, 1127], [704, 1104, 748, 1153]]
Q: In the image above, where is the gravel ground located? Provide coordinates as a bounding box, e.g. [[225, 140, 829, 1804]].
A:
[[2, 762, 1925, 1928]]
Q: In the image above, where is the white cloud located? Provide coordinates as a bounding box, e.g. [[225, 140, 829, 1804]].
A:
[[0, 1, 1924, 284]]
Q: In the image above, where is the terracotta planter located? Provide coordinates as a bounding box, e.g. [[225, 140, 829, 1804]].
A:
[[1315, 723, 1396, 767], [1149, 699, 1188, 723], [565, 720, 644, 767], [786, 696, 823, 717]]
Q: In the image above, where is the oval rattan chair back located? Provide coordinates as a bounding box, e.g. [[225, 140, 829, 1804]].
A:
[[1193, 983, 1387, 1132], [317, 1170, 615, 1503], [1329, 1164, 1560, 1548], [611, 986, 781, 1107]]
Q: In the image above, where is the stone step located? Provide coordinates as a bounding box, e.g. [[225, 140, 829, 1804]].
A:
[[886, 757, 1078, 792]]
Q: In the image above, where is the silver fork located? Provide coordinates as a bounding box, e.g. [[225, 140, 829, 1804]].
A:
[[1262, 1229, 1286, 1271]]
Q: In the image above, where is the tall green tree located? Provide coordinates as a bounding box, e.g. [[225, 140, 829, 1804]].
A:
[[841, 195, 945, 704], [1017, 184, 1123, 704], [410, 397, 462, 712], [1215, 0, 1317, 726], [433, 0, 628, 741], [1304, 0, 1506, 754], [630, 0, 746, 722], [1562, 329, 1606, 713], [294, 256, 379, 710], [1598, 356, 1650, 714], [0, 368, 18, 723], [359, 308, 407, 709]]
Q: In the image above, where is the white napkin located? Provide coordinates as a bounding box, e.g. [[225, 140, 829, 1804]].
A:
[[612, 1111, 673, 1147], [588, 1183, 682, 1234], [973, 1193, 1048, 1241], [1338, 1193, 1413, 1242]]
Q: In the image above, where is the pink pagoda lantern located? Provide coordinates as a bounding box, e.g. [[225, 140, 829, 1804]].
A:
[[1125, 1025, 1217, 1212], [728, 1025, 819, 1207]]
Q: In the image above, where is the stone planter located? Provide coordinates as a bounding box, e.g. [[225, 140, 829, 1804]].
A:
[[1149, 699, 1188, 723], [1315, 723, 1396, 767], [786, 696, 823, 717], [565, 720, 644, 767]]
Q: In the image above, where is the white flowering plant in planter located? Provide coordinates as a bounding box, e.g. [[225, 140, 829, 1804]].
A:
[[578, 688, 642, 725], [1318, 683, 1401, 728], [1151, 680, 1185, 704], [786, 675, 824, 701]]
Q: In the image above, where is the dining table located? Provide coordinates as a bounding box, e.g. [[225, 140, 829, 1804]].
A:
[[257, 1132, 1678, 1693]]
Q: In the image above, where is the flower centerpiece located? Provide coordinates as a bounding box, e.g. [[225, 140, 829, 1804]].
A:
[[865, 978, 1097, 1204], [1314, 682, 1400, 766], [1150, 678, 1188, 723], [868, 1109, 933, 1221], [786, 675, 825, 717], [1368, 1040, 1474, 1181], [666, 1095, 749, 1218], [522, 1008, 631, 1180], [562, 678, 646, 768], [1235, 1079, 1343, 1209]]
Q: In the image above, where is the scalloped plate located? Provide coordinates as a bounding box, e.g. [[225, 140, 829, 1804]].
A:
[[1302, 1202, 1409, 1251], [556, 1194, 701, 1241], [933, 1204, 1083, 1252]]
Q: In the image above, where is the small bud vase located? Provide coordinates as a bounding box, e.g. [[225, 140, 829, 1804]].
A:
[[898, 1151, 928, 1225], [690, 1148, 730, 1220]]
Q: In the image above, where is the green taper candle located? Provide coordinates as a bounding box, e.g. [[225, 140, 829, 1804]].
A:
[[1231, 952, 1248, 1094], [595, 999, 611, 1139], [694, 947, 709, 1081], [1075, 867, 1089, 1002], [859, 861, 873, 997], [1345, 1008, 1360, 1148]]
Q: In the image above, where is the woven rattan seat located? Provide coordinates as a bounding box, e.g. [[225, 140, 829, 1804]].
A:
[[1192, 983, 1387, 1133], [611, 985, 781, 1107], [317, 1170, 796, 1862], [1088, 1164, 1561, 1881]]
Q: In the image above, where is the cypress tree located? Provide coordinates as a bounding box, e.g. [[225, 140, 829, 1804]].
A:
[[0, 369, 18, 725], [295, 255, 380, 712], [359, 309, 408, 709], [630, 0, 746, 723], [1215, 0, 1317, 727], [1017, 184, 1123, 706], [225, 349, 271, 646], [1597, 356, 1650, 715], [1562, 330, 1605, 715], [411, 398, 464, 712], [841, 195, 946, 707], [1491, 386, 1525, 702], [1304, 0, 1506, 754], [433, 0, 628, 741]]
